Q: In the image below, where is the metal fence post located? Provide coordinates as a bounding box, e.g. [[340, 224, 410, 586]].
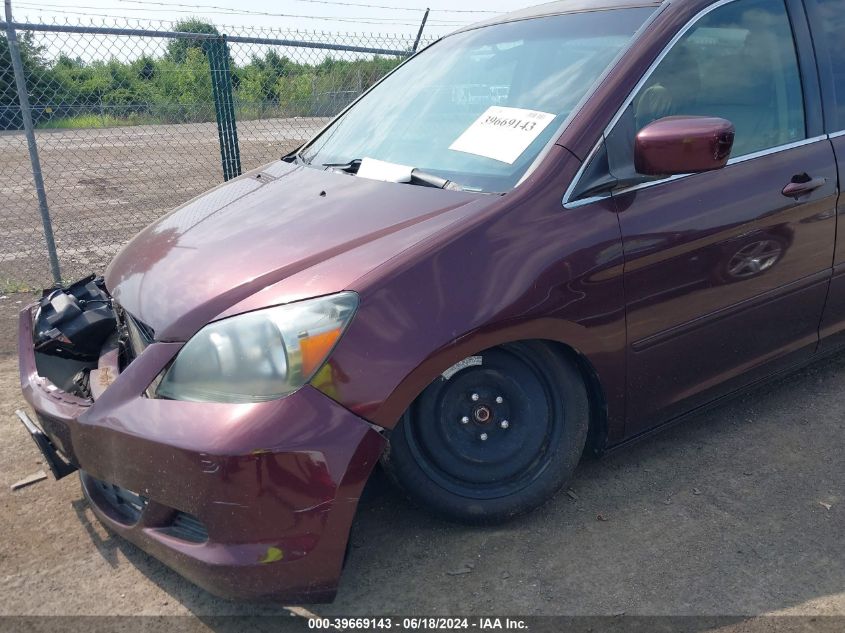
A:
[[220, 35, 241, 180], [207, 35, 241, 181], [4, 0, 61, 285], [412, 8, 430, 54]]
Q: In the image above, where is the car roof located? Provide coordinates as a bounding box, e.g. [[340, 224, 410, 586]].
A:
[[455, 0, 664, 33]]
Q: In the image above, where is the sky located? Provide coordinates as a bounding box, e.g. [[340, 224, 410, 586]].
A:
[[8, 0, 537, 37]]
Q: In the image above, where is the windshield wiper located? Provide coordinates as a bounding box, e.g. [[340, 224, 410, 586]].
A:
[[409, 169, 463, 191], [321, 158, 463, 191], [322, 158, 362, 172]]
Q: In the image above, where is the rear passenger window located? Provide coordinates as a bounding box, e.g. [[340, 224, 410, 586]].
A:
[[809, 0, 845, 130], [632, 0, 805, 157]]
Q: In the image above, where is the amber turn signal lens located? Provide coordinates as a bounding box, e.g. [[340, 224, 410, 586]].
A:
[[300, 328, 343, 377]]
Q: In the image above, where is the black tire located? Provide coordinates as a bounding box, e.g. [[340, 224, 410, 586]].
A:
[[382, 342, 589, 524]]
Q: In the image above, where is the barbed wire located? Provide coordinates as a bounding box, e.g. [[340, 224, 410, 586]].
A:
[[10, 15, 443, 42], [14, 3, 471, 27], [114, 0, 498, 14], [13, 8, 468, 28]]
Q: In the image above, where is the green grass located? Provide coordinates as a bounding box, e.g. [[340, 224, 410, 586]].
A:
[[0, 278, 38, 294], [36, 113, 165, 129], [36, 104, 309, 130]]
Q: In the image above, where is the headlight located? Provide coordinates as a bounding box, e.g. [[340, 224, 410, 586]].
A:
[[154, 292, 358, 403]]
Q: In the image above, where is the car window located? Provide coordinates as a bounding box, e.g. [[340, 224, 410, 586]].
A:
[[299, 8, 655, 193], [631, 0, 805, 157], [809, 0, 845, 130]]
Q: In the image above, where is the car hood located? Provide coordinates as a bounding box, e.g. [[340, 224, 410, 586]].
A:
[[106, 161, 489, 341]]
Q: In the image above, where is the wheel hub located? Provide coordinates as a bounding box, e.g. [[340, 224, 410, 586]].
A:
[[472, 404, 492, 424]]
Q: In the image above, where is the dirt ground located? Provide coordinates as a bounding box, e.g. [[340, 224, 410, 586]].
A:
[[0, 118, 326, 291], [0, 295, 843, 625]]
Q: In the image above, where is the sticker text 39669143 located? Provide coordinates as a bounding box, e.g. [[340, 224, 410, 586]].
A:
[[448, 106, 556, 165]]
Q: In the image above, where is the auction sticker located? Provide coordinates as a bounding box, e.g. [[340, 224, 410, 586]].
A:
[[448, 106, 556, 164]]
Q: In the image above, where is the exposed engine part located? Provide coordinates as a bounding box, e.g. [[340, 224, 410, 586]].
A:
[[70, 368, 92, 399], [34, 275, 116, 361]]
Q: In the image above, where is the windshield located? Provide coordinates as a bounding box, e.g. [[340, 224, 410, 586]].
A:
[[300, 8, 654, 193]]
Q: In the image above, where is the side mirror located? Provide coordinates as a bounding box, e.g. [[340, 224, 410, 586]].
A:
[[635, 116, 735, 176]]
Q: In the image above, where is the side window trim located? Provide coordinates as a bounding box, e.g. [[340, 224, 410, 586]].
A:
[[563, 0, 814, 208]]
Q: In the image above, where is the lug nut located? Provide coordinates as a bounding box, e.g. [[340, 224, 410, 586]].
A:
[[495, 396, 504, 404], [479, 433, 488, 441], [500, 420, 509, 429], [471, 393, 480, 402], [461, 416, 470, 424]]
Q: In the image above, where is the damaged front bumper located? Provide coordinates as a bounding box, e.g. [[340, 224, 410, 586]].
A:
[[17, 302, 386, 602]]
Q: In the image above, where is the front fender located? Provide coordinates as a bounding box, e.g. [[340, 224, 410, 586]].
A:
[[331, 318, 616, 434]]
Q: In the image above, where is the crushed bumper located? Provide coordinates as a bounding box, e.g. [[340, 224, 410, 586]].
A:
[[15, 408, 77, 479], [17, 305, 387, 602]]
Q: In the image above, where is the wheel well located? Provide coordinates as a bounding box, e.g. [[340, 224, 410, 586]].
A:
[[380, 335, 611, 444], [540, 340, 608, 456]]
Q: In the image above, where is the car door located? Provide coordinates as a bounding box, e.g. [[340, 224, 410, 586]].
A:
[[805, 0, 845, 350], [606, 0, 838, 435]]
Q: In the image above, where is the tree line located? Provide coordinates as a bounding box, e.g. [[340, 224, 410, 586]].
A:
[[0, 19, 404, 129]]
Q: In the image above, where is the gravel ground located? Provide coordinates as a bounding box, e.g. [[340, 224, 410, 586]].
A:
[[0, 310, 843, 623]]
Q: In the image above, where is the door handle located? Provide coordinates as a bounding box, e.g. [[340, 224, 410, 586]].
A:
[[782, 176, 826, 199]]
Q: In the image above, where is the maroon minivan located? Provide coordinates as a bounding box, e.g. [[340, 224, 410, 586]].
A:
[[17, 0, 845, 603]]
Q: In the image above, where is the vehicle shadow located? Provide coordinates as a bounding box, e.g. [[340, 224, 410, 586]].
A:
[[73, 350, 845, 625]]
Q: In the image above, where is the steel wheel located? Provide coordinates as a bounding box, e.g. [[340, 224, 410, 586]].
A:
[[383, 342, 589, 523], [404, 346, 560, 499]]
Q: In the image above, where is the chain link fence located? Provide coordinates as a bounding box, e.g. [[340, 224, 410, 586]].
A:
[[1, 9, 434, 291]]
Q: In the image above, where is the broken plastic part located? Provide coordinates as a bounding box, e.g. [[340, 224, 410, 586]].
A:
[[34, 275, 116, 361]]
